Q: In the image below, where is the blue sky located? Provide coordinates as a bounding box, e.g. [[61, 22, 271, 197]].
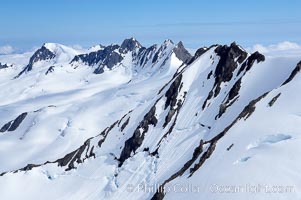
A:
[[0, 0, 300, 51]]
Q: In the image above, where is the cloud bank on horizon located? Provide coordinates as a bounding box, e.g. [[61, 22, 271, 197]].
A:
[[0, 45, 14, 55], [248, 41, 301, 56]]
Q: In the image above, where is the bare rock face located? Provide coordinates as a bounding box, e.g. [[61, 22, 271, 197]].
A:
[[71, 38, 143, 74], [237, 51, 265, 76], [0, 112, 28, 133], [71, 45, 121, 67], [202, 43, 248, 110], [118, 105, 158, 167], [119, 38, 142, 53], [213, 42, 248, 97], [0, 63, 12, 69], [45, 66, 55, 75], [282, 60, 301, 85], [173, 41, 192, 64], [268, 93, 281, 107], [17, 46, 56, 77]]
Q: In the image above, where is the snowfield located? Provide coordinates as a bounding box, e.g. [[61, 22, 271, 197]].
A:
[[0, 38, 300, 200]]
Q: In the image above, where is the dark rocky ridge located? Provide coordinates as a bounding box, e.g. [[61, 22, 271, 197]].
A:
[[16, 46, 56, 77], [137, 45, 157, 67], [207, 70, 213, 79], [215, 78, 242, 119], [189, 140, 217, 177], [202, 43, 249, 110], [71, 45, 119, 66], [119, 38, 142, 53], [268, 93, 281, 107], [0, 114, 127, 175], [45, 66, 55, 75], [156, 75, 186, 148], [97, 121, 119, 148], [137, 40, 191, 70], [118, 105, 158, 167], [213, 42, 248, 96], [227, 78, 242, 102], [213, 51, 265, 119], [282, 61, 301, 85], [173, 41, 192, 64], [71, 38, 144, 74], [195, 47, 209, 58], [150, 39, 176, 65], [187, 45, 218, 65], [71, 38, 143, 70], [120, 117, 130, 132], [15, 38, 193, 78], [237, 51, 265, 76], [0, 112, 28, 133], [56, 137, 96, 171], [93, 52, 123, 74], [0, 63, 12, 69], [152, 45, 166, 64]]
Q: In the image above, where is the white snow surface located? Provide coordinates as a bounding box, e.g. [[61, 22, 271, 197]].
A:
[[0, 41, 300, 200]]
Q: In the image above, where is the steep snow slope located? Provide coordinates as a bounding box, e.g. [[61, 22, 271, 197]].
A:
[[0, 39, 300, 200], [165, 62, 301, 200]]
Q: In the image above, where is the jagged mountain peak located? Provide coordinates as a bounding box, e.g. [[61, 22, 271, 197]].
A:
[[15, 43, 81, 77], [176, 41, 184, 47], [163, 38, 174, 45], [215, 42, 248, 63], [120, 37, 142, 53], [15, 45, 56, 77], [194, 46, 208, 56], [70, 38, 191, 76], [14, 40, 255, 80], [216, 42, 247, 56], [14, 38, 195, 78], [34, 45, 56, 58], [173, 41, 192, 63]]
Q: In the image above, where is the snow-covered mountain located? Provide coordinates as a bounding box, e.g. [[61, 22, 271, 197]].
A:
[[0, 38, 300, 200]]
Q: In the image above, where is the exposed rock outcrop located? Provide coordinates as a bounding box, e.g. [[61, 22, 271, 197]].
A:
[[0, 112, 28, 132], [0, 63, 12, 69], [237, 51, 265, 76], [173, 41, 192, 64], [17, 46, 56, 77], [282, 61, 301, 85], [118, 105, 158, 167], [268, 93, 281, 107]]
